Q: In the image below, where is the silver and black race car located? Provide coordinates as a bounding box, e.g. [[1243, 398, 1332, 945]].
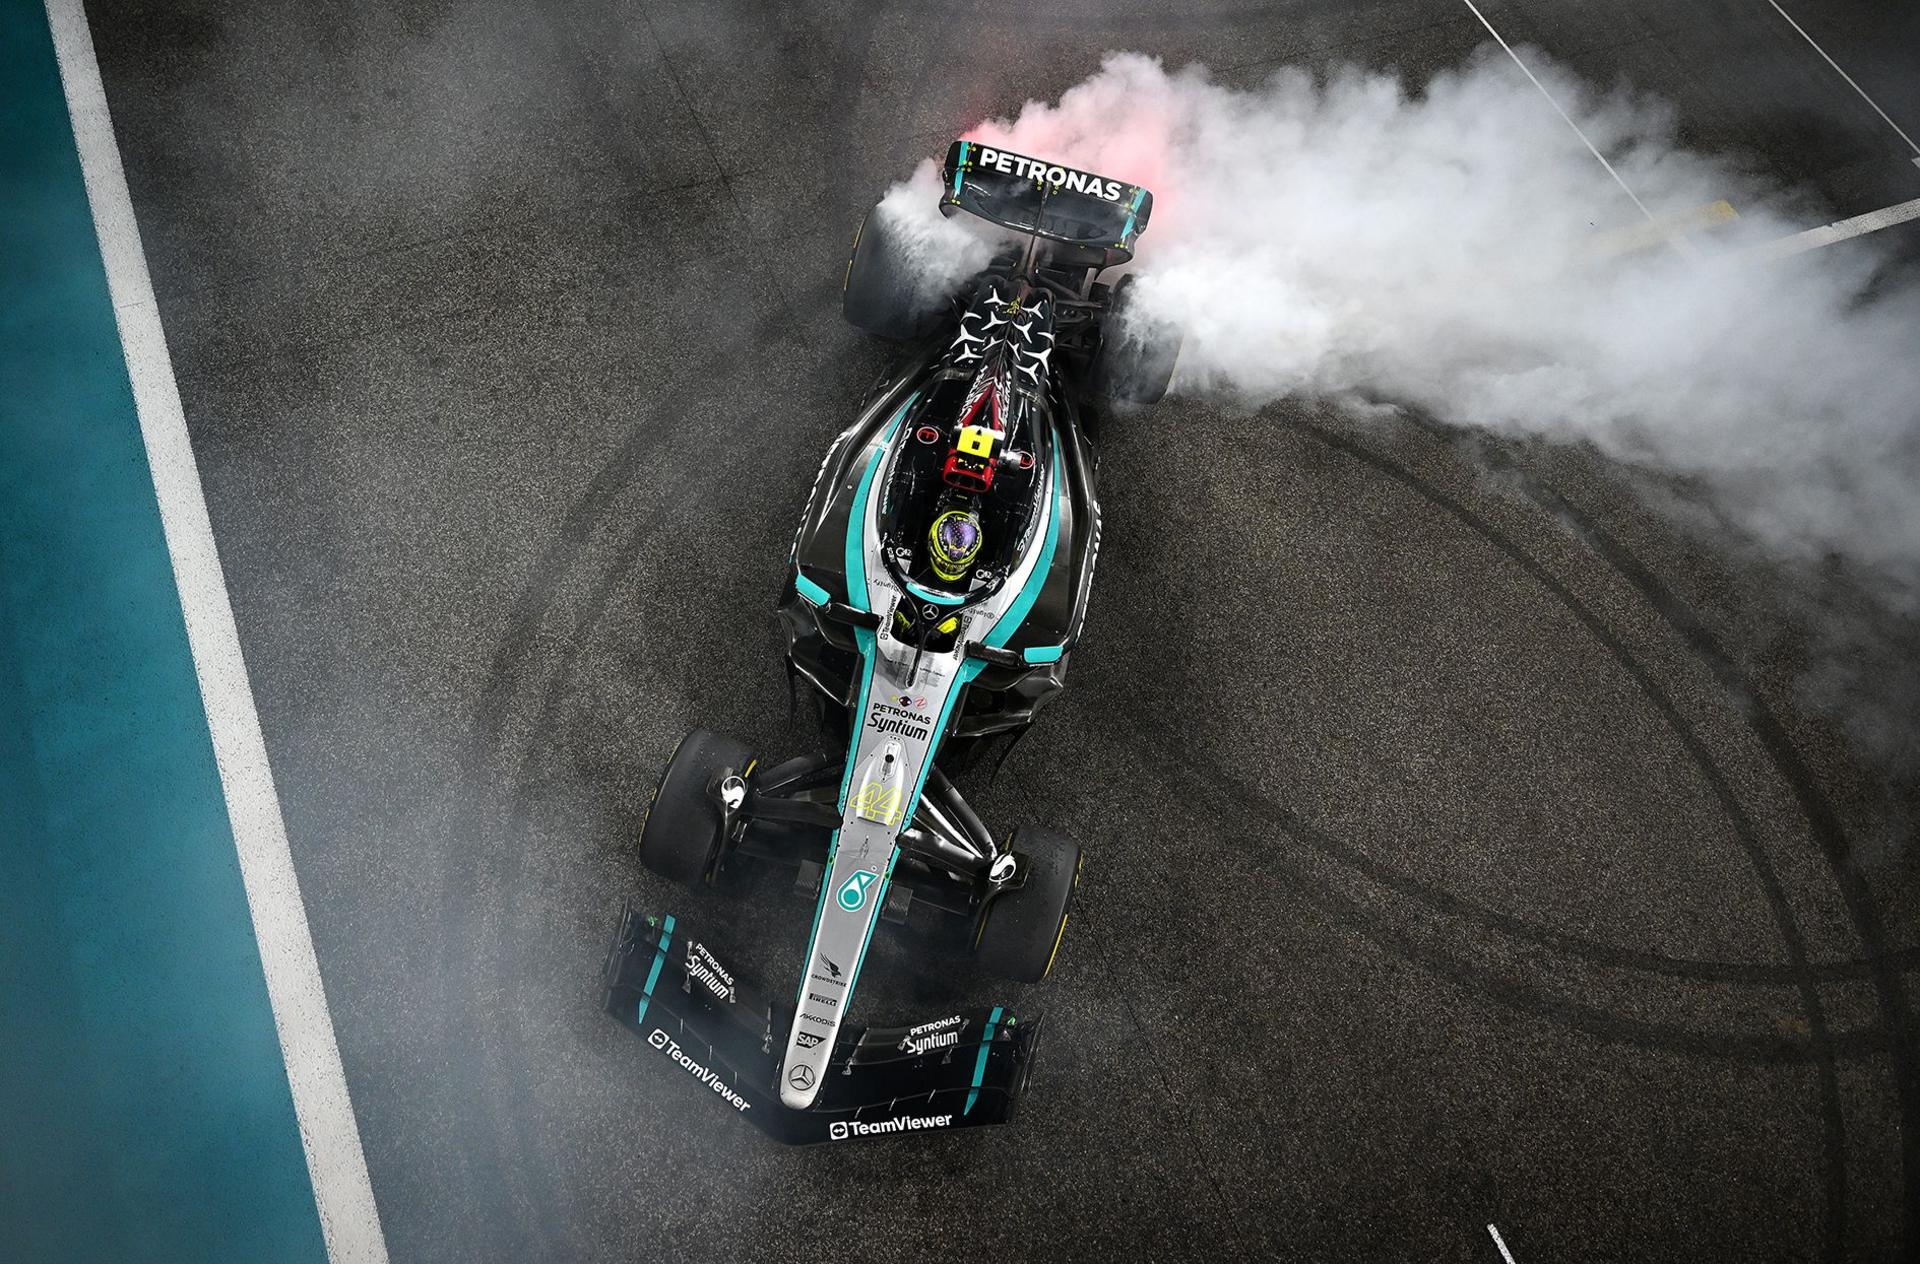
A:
[[603, 141, 1177, 1144]]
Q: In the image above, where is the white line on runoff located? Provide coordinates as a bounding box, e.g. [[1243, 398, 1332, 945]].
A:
[[1488, 1222, 1521, 1263], [1455, 0, 1676, 245], [1735, 195, 1920, 265], [43, 3, 390, 1260], [1762, 0, 1920, 165]]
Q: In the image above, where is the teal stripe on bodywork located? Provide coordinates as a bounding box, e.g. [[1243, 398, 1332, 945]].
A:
[[834, 626, 880, 811], [801, 386, 917, 1016], [902, 577, 965, 606], [984, 444, 1064, 648], [843, 392, 918, 615], [900, 656, 984, 825], [899, 442, 1063, 820], [1022, 644, 1064, 664], [1120, 187, 1145, 238], [952, 141, 969, 195], [795, 622, 876, 1008], [964, 1005, 1005, 1115], [831, 389, 913, 817], [635, 913, 676, 1026], [794, 572, 830, 607]]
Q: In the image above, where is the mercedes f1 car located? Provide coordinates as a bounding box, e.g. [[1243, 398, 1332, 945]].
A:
[[603, 140, 1178, 1143]]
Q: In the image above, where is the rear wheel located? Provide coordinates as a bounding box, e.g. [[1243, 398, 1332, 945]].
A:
[[638, 728, 753, 886], [976, 827, 1082, 983], [842, 205, 946, 341], [1094, 275, 1180, 405]]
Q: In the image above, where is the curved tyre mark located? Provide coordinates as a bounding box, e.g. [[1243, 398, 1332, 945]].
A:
[[440, 8, 923, 1250], [437, 303, 798, 1257], [1293, 423, 1848, 1257], [1153, 738, 1889, 1065], [1415, 418, 1919, 1252]]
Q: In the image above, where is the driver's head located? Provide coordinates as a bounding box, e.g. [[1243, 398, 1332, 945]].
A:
[[928, 507, 983, 583]]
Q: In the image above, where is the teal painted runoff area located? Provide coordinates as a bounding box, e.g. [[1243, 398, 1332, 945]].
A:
[[0, 5, 328, 1261]]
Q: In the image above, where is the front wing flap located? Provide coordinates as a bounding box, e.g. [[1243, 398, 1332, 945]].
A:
[[602, 902, 1041, 1144]]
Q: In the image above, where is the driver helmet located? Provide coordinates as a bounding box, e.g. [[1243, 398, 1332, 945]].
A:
[[927, 506, 983, 583]]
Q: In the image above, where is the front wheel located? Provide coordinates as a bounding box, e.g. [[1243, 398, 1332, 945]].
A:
[[975, 827, 1082, 983], [637, 728, 753, 886]]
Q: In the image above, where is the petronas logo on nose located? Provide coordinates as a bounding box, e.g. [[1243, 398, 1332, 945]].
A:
[[836, 869, 879, 912]]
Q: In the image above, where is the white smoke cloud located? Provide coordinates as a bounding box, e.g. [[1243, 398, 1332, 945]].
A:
[[871, 163, 1010, 311], [888, 50, 1920, 598]]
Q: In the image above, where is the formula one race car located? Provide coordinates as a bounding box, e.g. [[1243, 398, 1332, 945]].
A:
[[603, 140, 1178, 1143]]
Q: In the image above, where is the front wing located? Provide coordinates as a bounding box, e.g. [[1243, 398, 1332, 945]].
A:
[[602, 901, 1042, 1144]]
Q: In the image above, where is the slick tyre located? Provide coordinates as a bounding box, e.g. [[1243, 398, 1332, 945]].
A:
[[1094, 275, 1179, 405], [638, 728, 752, 886], [976, 828, 1082, 984], [842, 205, 946, 341]]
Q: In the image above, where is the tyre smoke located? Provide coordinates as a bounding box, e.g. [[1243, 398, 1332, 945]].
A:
[[884, 50, 1920, 598], [872, 165, 1006, 312]]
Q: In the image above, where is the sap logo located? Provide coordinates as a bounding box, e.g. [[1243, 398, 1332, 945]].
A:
[[836, 869, 880, 912]]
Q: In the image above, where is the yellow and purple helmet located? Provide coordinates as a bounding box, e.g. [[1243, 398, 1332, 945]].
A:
[[927, 508, 983, 583]]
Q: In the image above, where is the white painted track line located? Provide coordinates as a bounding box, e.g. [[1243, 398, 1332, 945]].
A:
[[1734, 194, 1920, 264], [1488, 1223, 1520, 1263], [1763, 0, 1920, 163], [44, 2, 390, 1260], [1455, 0, 1679, 249]]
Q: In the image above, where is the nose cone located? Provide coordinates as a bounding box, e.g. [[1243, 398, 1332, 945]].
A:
[[779, 1057, 823, 1109]]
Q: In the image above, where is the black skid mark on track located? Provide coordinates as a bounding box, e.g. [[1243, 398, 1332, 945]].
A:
[[432, 7, 924, 1253], [1292, 422, 1851, 1259], [483, 0, 912, 783], [1158, 740, 1887, 1058], [435, 302, 798, 1259], [432, 376, 752, 1252], [1412, 418, 1920, 1255], [1106, 466, 1920, 979], [463, 418, 755, 1253], [1114, 979, 1272, 1262]]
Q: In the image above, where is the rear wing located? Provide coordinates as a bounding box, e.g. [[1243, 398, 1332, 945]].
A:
[[939, 139, 1153, 266]]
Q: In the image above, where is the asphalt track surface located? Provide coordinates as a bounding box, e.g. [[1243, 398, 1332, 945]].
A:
[[85, 0, 1920, 1260]]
